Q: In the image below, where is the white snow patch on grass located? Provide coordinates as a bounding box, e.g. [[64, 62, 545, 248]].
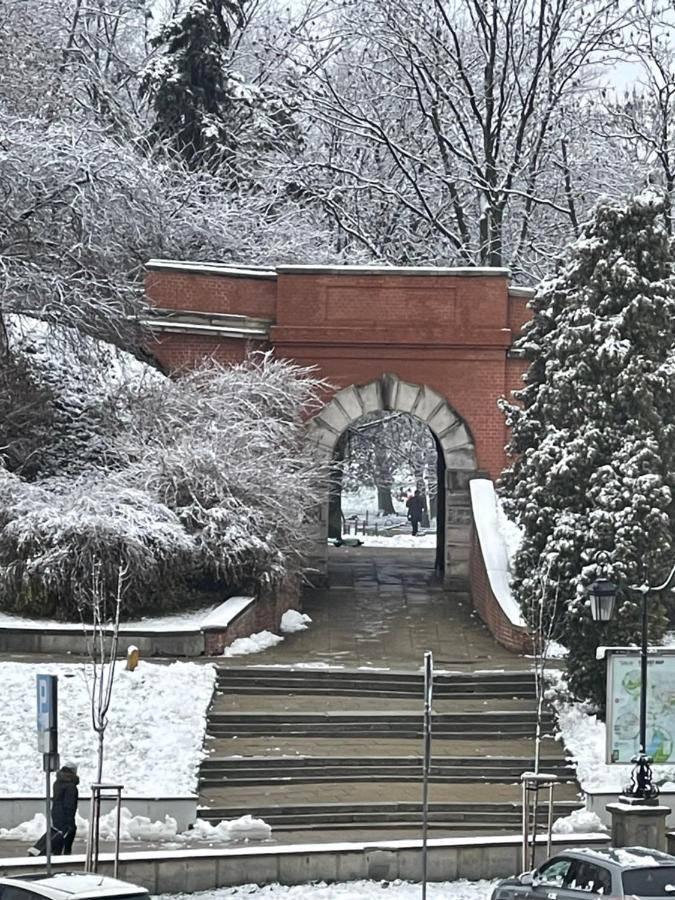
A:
[[356, 532, 436, 548], [157, 878, 498, 900], [0, 606, 221, 632], [552, 808, 607, 834], [222, 630, 283, 657], [0, 661, 214, 795], [279, 610, 312, 633]]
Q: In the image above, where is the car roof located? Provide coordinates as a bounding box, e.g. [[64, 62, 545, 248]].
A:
[[561, 847, 675, 869], [0, 873, 148, 899]]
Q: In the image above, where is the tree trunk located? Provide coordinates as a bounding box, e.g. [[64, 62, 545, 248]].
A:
[[377, 485, 395, 515]]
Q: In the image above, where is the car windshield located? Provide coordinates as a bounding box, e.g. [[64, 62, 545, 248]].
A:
[[622, 867, 675, 897]]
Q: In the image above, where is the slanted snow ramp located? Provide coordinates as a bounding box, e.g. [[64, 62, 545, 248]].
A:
[[469, 478, 530, 654]]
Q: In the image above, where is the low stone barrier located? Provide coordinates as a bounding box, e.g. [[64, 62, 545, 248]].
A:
[[0, 833, 611, 893]]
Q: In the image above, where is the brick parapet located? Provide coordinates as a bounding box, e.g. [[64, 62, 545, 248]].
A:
[[469, 527, 531, 655]]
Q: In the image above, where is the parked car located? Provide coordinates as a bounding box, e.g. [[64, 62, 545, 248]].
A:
[[491, 847, 675, 900], [0, 873, 149, 900]]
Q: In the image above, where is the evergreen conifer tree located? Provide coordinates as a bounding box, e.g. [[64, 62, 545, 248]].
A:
[[500, 191, 675, 707], [140, 0, 299, 174]]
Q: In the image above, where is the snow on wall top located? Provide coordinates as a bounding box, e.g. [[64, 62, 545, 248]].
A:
[[469, 479, 526, 628], [146, 259, 277, 279], [276, 264, 511, 277]]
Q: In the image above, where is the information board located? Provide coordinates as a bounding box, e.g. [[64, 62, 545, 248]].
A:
[[606, 651, 675, 764]]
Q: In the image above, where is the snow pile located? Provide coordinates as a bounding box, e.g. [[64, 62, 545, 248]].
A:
[[156, 879, 498, 899], [0, 661, 215, 795], [0, 814, 45, 842], [280, 610, 312, 633], [0, 810, 271, 845], [222, 630, 283, 657], [190, 814, 271, 842], [547, 641, 568, 659], [469, 479, 526, 627], [552, 808, 607, 834]]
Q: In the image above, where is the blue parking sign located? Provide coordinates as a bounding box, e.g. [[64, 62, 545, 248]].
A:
[[36, 674, 58, 754]]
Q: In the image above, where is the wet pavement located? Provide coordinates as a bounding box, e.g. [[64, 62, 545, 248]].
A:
[[221, 546, 529, 671]]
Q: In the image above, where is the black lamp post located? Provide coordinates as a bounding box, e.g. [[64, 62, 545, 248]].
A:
[[587, 567, 675, 802]]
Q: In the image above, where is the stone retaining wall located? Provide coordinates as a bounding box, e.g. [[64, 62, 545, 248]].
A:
[[0, 834, 611, 892]]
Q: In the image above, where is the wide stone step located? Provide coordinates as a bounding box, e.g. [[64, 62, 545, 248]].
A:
[[199, 753, 574, 787], [200, 755, 569, 772], [199, 770, 574, 787], [209, 694, 541, 714], [215, 667, 537, 699], [204, 736, 561, 758], [206, 710, 553, 739], [196, 800, 582, 828]]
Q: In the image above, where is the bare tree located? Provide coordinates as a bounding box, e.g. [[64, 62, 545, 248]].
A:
[[298, 0, 628, 274], [601, 4, 675, 233]]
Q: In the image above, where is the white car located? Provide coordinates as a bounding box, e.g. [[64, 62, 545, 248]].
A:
[[0, 874, 149, 900]]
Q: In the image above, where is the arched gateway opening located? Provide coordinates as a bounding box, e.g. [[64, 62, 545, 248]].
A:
[[307, 374, 477, 584]]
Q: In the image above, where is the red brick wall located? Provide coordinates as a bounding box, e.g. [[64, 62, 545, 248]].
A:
[[146, 268, 277, 317], [202, 577, 302, 656], [147, 332, 269, 370], [469, 528, 531, 654]]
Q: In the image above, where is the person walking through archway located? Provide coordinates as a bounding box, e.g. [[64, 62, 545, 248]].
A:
[[406, 490, 424, 536]]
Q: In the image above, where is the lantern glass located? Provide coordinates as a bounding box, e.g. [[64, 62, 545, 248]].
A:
[[587, 579, 617, 622]]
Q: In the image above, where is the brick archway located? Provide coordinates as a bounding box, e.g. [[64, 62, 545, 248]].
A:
[[307, 373, 476, 583], [143, 261, 534, 645]]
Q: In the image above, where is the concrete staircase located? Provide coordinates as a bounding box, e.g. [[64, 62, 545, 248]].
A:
[[198, 666, 579, 838]]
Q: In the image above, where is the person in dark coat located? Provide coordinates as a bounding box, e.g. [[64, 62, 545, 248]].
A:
[[28, 762, 79, 857], [406, 490, 424, 536], [51, 762, 79, 854]]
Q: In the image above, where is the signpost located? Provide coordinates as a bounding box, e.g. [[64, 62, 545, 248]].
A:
[[37, 675, 59, 874], [421, 651, 433, 900]]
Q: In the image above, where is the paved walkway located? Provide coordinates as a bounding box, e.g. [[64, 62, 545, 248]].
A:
[[223, 546, 528, 671]]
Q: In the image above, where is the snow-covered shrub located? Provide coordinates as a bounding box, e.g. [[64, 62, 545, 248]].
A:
[[122, 353, 328, 593], [0, 352, 327, 620], [500, 190, 675, 706], [0, 480, 196, 619], [3, 316, 160, 479]]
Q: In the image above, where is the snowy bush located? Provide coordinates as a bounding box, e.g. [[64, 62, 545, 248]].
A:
[[500, 190, 675, 706], [2, 315, 161, 479], [0, 481, 195, 619], [122, 354, 328, 593], [0, 352, 327, 620]]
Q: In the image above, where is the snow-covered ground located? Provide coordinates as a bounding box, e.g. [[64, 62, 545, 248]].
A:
[[157, 878, 497, 900], [357, 532, 437, 548], [0, 661, 214, 795], [0, 605, 220, 631]]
